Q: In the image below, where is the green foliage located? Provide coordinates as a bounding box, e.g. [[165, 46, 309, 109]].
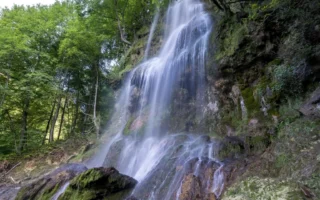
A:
[[277, 98, 302, 123], [241, 88, 261, 118], [0, 0, 156, 156], [271, 65, 303, 97], [275, 153, 290, 169], [303, 171, 320, 198], [247, 0, 282, 20], [70, 168, 105, 188], [223, 176, 303, 200], [215, 15, 248, 60], [273, 117, 319, 179]]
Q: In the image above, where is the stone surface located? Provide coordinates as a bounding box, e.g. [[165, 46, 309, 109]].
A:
[[299, 87, 320, 119], [222, 177, 303, 200], [0, 184, 20, 200], [15, 163, 87, 200], [179, 174, 202, 200], [59, 167, 137, 200]]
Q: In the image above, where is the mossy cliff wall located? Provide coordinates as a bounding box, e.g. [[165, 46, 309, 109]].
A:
[[205, 0, 320, 199]]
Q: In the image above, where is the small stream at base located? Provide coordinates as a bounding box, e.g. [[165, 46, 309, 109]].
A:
[[51, 182, 69, 200]]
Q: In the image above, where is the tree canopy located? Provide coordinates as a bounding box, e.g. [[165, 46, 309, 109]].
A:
[[0, 0, 160, 156]]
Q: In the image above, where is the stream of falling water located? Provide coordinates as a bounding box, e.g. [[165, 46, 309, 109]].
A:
[[144, 6, 160, 60], [84, 0, 225, 199]]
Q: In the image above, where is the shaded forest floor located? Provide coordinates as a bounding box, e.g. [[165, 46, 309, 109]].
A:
[[0, 136, 97, 186]]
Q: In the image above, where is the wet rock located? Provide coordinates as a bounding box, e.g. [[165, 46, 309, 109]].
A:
[[126, 196, 138, 200], [129, 86, 142, 113], [178, 174, 216, 200], [179, 174, 202, 200], [15, 163, 87, 200], [59, 167, 137, 200], [216, 137, 245, 160], [222, 176, 304, 200], [206, 193, 217, 200], [0, 184, 20, 200], [103, 139, 125, 167], [130, 116, 147, 132], [299, 87, 320, 119]]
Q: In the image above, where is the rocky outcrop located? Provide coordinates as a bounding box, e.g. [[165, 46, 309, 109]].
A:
[[178, 173, 218, 200], [222, 176, 304, 200], [15, 163, 87, 200], [300, 87, 320, 119], [179, 174, 203, 200], [59, 167, 137, 200], [0, 184, 19, 200]]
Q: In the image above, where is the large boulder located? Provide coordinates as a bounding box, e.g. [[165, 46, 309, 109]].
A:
[[15, 163, 87, 200], [59, 167, 137, 200]]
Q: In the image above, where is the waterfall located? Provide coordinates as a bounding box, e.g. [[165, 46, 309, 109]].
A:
[[87, 0, 225, 199], [144, 7, 160, 60]]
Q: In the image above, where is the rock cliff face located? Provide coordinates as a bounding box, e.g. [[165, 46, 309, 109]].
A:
[[206, 0, 320, 199], [117, 0, 320, 199]]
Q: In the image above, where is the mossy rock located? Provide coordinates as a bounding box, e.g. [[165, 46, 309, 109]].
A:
[[15, 163, 87, 200], [222, 176, 303, 200], [59, 167, 137, 200], [241, 88, 261, 116]]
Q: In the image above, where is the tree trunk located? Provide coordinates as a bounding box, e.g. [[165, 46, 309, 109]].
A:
[[0, 73, 9, 110], [57, 96, 68, 140], [49, 96, 62, 143], [114, 0, 131, 45], [71, 91, 80, 135], [67, 99, 72, 138], [6, 110, 18, 153], [42, 101, 56, 144], [93, 65, 100, 139], [18, 98, 29, 154]]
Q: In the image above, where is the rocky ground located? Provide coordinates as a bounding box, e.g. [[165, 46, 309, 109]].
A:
[[0, 137, 96, 200]]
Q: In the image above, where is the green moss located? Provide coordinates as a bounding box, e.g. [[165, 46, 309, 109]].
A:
[[70, 168, 104, 189], [277, 98, 302, 123], [39, 183, 63, 200], [15, 187, 28, 200], [222, 177, 303, 200], [275, 154, 291, 169], [217, 142, 243, 160], [215, 16, 248, 60], [59, 188, 97, 200], [123, 117, 134, 135], [59, 169, 106, 200], [241, 87, 261, 117], [303, 171, 320, 198], [136, 25, 149, 37], [60, 168, 136, 200]]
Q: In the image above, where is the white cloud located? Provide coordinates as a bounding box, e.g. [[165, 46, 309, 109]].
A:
[[0, 0, 57, 8]]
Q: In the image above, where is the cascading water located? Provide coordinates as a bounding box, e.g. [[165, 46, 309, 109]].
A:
[[88, 0, 225, 199], [144, 7, 160, 60]]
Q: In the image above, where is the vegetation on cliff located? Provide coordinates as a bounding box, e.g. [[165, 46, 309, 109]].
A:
[[207, 0, 320, 198]]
